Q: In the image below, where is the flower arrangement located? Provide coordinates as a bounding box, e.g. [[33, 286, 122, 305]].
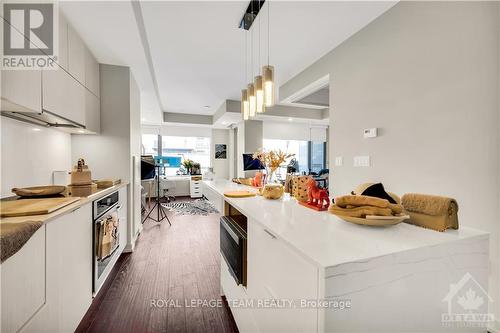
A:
[[253, 149, 294, 184]]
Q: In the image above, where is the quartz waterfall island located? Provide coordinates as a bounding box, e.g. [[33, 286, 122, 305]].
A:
[[203, 180, 490, 333]]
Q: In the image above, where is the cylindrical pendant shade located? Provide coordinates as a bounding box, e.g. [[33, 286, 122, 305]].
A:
[[263, 65, 275, 107], [241, 89, 249, 120], [254, 75, 265, 113], [248, 83, 256, 117]]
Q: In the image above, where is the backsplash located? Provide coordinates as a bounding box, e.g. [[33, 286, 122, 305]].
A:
[[1, 117, 72, 198]]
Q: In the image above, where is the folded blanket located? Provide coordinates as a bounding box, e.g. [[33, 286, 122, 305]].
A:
[[329, 204, 392, 218], [1, 221, 43, 263], [402, 193, 459, 232], [335, 195, 390, 209]]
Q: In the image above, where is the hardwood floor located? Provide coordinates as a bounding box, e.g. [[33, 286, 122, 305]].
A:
[[76, 198, 238, 333]]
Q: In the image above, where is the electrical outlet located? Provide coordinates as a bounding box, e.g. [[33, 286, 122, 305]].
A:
[[354, 156, 370, 167], [335, 156, 343, 166]]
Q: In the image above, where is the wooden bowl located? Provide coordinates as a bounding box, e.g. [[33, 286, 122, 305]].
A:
[[12, 185, 66, 197], [332, 214, 410, 226]]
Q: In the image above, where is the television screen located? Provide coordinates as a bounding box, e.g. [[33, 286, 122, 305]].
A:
[[243, 154, 264, 171]]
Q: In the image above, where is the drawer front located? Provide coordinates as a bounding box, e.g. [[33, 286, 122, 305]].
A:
[[247, 221, 318, 333], [1, 227, 46, 333], [221, 256, 259, 333]]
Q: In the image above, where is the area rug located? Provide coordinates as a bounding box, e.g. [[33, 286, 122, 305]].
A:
[[161, 199, 219, 216]]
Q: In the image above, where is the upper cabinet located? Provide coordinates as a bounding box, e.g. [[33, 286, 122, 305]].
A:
[[1, 70, 42, 113], [84, 47, 100, 97], [42, 65, 86, 126], [68, 24, 85, 84], [58, 13, 69, 71], [1, 12, 100, 134]]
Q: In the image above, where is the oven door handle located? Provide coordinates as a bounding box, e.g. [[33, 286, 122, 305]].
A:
[[220, 217, 239, 244]]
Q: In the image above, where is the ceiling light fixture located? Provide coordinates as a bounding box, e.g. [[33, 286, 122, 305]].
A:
[[255, 11, 265, 114], [263, 0, 275, 107]]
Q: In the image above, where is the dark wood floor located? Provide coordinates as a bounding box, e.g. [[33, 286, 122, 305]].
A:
[[76, 198, 238, 333]]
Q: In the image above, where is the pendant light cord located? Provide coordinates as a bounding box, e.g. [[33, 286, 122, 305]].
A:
[[258, 4, 261, 70], [267, 0, 270, 66], [251, 1, 254, 79]]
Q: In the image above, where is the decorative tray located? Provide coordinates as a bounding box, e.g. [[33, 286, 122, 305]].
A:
[[12, 185, 66, 197], [332, 214, 410, 226]]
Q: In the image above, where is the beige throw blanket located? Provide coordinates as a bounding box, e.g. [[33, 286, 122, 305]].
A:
[[402, 193, 459, 232], [0, 221, 43, 263]]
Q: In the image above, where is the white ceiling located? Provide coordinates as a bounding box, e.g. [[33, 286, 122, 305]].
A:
[[60, 1, 396, 124]]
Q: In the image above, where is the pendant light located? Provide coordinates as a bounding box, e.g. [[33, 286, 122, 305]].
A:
[[255, 10, 265, 113], [248, 83, 256, 117], [241, 89, 249, 120], [263, 1, 275, 107]]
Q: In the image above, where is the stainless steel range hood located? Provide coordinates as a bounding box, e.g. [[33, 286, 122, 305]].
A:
[[2, 109, 85, 129], [1, 96, 86, 132]]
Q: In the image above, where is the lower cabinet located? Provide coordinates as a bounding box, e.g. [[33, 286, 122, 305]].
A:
[[247, 220, 319, 333], [22, 204, 93, 332], [1, 226, 46, 333]]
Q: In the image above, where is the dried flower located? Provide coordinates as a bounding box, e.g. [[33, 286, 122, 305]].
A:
[[252, 149, 295, 174]]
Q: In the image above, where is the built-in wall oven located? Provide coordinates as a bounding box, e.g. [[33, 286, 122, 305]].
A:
[[93, 191, 121, 295], [220, 215, 247, 286]]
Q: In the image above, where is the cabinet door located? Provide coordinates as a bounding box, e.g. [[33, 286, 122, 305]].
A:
[[247, 221, 319, 333], [67, 24, 85, 84], [46, 204, 93, 332], [1, 226, 46, 333], [118, 186, 128, 252], [84, 47, 100, 97], [84, 89, 100, 133], [57, 13, 69, 71], [1, 70, 42, 113], [42, 66, 85, 126]]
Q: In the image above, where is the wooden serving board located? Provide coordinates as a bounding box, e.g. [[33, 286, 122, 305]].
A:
[[1, 197, 80, 217], [223, 191, 256, 198]]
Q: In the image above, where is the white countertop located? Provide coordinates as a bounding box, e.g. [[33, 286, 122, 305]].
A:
[[204, 180, 488, 268]]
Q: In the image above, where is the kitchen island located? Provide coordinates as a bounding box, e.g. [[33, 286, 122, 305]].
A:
[[203, 180, 490, 333]]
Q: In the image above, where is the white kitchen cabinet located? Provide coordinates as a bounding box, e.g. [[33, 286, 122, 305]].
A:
[[68, 24, 85, 84], [1, 226, 46, 333], [42, 65, 85, 126], [246, 221, 319, 333], [190, 178, 202, 198], [57, 13, 69, 71], [84, 89, 100, 133], [119, 186, 128, 253], [84, 47, 100, 97], [1, 69, 42, 113]]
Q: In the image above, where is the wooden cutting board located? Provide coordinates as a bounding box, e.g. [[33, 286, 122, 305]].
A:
[[223, 191, 256, 198], [0, 197, 81, 217]]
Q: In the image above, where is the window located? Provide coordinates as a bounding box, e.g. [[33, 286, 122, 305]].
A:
[[263, 139, 327, 176], [141, 134, 211, 176], [141, 134, 159, 157], [310, 142, 326, 173], [263, 139, 308, 176]]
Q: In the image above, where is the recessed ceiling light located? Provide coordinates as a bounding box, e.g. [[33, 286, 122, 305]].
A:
[[203, 105, 210, 109], [32, 128, 41, 132], [222, 121, 228, 125], [288, 117, 293, 122], [78, 129, 85, 134]]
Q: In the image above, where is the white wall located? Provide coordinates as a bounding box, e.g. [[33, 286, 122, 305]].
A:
[[1, 117, 72, 197], [282, 1, 500, 323], [211, 129, 229, 180], [142, 124, 212, 138], [263, 121, 327, 142]]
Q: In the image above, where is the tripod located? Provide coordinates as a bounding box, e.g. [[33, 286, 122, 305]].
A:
[[142, 165, 171, 225]]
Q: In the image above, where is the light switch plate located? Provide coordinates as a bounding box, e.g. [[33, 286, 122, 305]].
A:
[[364, 128, 378, 138], [335, 156, 343, 166], [354, 156, 370, 167]]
